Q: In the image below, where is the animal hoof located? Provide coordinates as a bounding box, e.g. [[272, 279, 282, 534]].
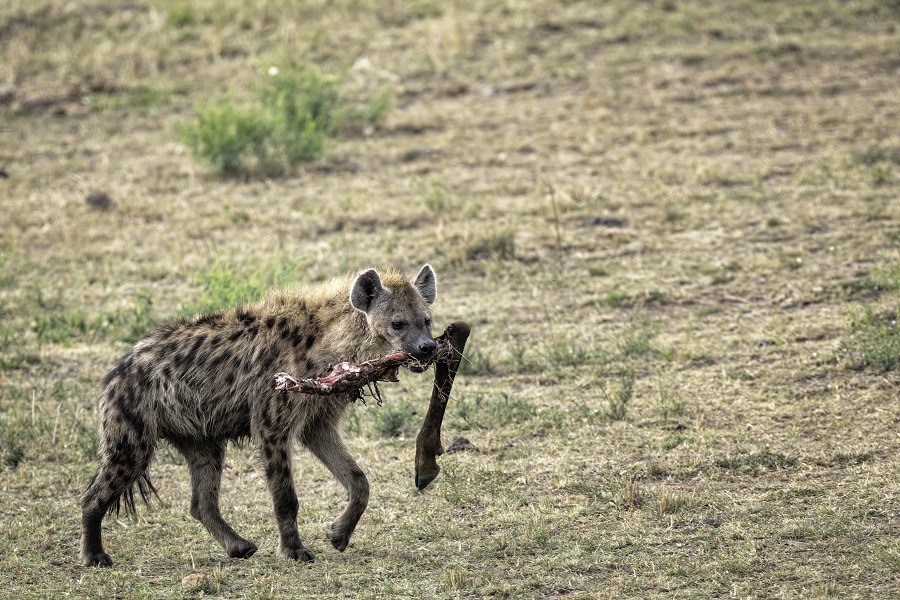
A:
[[281, 546, 315, 562], [227, 540, 258, 559], [415, 470, 439, 490], [330, 521, 356, 552], [82, 551, 113, 567], [330, 531, 350, 552]]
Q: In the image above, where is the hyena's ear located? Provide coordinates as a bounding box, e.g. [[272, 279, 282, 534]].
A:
[[350, 269, 385, 314], [414, 264, 437, 304]]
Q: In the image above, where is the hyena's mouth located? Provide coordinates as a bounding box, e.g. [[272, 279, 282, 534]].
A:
[[405, 361, 430, 374]]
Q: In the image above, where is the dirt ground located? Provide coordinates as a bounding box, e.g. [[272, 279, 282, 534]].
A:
[[1, 1, 899, 598]]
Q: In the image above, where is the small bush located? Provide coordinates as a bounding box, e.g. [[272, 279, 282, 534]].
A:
[[180, 64, 391, 177], [370, 400, 418, 438], [0, 417, 28, 468], [845, 307, 900, 372], [715, 451, 798, 474], [544, 338, 592, 368], [599, 368, 634, 421], [617, 316, 659, 358], [179, 97, 273, 175]]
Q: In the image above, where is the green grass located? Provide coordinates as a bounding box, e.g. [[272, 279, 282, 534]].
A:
[[2, 0, 900, 597], [844, 307, 900, 372], [179, 255, 307, 316], [179, 63, 391, 176]]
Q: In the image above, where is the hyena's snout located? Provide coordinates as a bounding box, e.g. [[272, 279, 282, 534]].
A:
[[414, 338, 437, 360], [406, 336, 436, 372]]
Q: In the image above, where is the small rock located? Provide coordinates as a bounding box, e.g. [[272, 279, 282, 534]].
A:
[[445, 436, 476, 454], [86, 190, 114, 211], [181, 572, 208, 587], [591, 217, 627, 228]]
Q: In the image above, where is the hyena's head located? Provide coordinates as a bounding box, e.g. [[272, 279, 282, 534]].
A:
[[350, 264, 437, 367]]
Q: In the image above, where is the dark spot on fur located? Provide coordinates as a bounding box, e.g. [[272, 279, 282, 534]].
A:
[[209, 351, 227, 371], [305, 334, 316, 350], [162, 365, 173, 379], [103, 362, 122, 387], [263, 445, 273, 459], [196, 313, 224, 327], [189, 334, 207, 357], [246, 325, 259, 340], [260, 408, 273, 429], [236, 308, 257, 325], [277, 317, 289, 333], [265, 316, 277, 329], [224, 371, 235, 388], [305, 359, 315, 373], [264, 347, 276, 364], [173, 352, 191, 373], [228, 329, 242, 342], [134, 363, 154, 390], [102, 359, 126, 388], [209, 334, 223, 349]]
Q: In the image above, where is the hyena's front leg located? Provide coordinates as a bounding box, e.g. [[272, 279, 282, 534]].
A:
[[260, 434, 315, 562], [302, 423, 370, 552], [175, 440, 258, 559]]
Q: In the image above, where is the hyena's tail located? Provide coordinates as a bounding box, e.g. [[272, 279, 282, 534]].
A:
[[83, 360, 161, 519], [82, 354, 162, 566], [84, 469, 158, 518]]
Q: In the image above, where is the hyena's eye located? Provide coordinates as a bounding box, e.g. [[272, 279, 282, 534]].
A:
[[424, 317, 432, 327], [391, 320, 406, 331]]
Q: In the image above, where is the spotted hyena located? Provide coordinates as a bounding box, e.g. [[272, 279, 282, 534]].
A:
[[81, 264, 438, 566]]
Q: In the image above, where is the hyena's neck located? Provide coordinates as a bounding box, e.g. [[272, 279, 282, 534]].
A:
[[260, 281, 391, 364], [316, 306, 386, 363]]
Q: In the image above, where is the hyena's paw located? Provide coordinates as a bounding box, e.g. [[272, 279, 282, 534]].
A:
[[226, 539, 258, 559], [330, 522, 353, 552], [82, 551, 113, 567], [280, 544, 316, 562]]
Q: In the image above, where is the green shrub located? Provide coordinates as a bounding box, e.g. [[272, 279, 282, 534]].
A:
[[846, 307, 900, 372], [180, 64, 390, 177], [370, 400, 418, 438], [600, 368, 634, 421], [179, 97, 272, 175]]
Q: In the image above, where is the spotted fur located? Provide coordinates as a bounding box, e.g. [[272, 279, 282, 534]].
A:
[[81, 265, 438, 566]]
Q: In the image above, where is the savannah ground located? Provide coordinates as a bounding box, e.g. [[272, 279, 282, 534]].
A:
[[1, 1, 899, 598]]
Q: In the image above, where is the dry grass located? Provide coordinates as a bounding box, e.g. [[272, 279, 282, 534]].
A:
[[2, 0, 899, 597]]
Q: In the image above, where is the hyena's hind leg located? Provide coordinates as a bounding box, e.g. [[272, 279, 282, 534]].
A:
[[302, 423, 370, 552], [81, 429, 157, 567], [173, 439, 257, 559]]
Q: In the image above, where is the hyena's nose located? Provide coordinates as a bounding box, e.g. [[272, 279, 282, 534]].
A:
[[417, 339, 437, 358]]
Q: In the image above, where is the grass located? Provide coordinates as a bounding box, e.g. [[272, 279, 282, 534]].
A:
[[843, 307, 900, 372], [178, 255, 307, 316], [179, 63, 389, 177], [2, 0, 900, 597]]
